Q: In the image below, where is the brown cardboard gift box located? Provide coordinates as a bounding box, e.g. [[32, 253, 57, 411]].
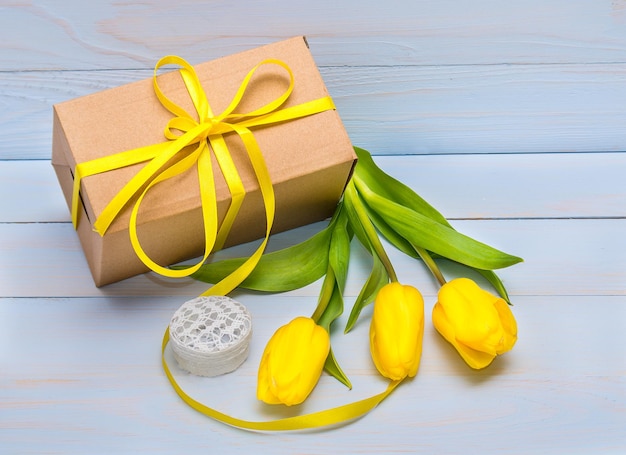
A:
[[51, 36, 356, 287]]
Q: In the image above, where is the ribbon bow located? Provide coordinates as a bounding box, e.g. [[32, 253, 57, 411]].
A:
[[71, 55, 335, 295]]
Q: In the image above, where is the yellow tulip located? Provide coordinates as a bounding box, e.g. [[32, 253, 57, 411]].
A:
[[432, 277, 517, 369], [369, 282, 424, 380], [257, 316, 330, 406]]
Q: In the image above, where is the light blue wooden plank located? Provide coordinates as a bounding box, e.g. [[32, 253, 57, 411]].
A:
[[0, 161, 68, 223], [1, 2, 624, 454], [1, 0, 626, 70], [0, 69, 148, 161], [1, 295, 624, 454], [0, 218, 624, 298], [2, 152, 625, 223], [328, 64, 626, 155], [373, 153, 626, 220], [2, 63, 626, 159]]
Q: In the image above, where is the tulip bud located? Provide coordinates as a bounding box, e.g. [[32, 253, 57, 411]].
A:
[[432, 277, 517, 369], [257, 316, 330, 406], [369, 282, 424, 380]]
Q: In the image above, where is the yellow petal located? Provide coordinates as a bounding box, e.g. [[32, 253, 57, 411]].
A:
[[494, 298, 518, 353], [257, 317, 329, 406], [432, 301, 496, 369], [434, 278, 518, 369], [439, 278, 504, 354], [370, 283, 424, 380]]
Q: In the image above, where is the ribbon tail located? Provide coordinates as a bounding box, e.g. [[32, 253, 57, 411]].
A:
[[209, 134, 246, 251], [162, 327, 401, 432], [201, 125, 275, 297]]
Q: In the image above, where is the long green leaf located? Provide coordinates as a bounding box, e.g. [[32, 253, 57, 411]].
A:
[[344, 252, 388, 333], [328, 206, 351, 292], [354, 147, 522, 290], [175, 223, 333, 292], [317, 212, 350, 330], [365, 204, 420, 260], [315, 270, 352, 389], [360, 184, 523, 270], [317, 277, 342, 330], [342, 183, 371, 253], [353, 146, 451, 227], [475, 268, 513, 304], [344, 181, 398, 281]]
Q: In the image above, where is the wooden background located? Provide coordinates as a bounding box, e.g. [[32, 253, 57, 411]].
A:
[[1, 1, 625, 454]]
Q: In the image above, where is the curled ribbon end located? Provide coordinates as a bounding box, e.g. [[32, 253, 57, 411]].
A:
[[92, 225, 106, 237]]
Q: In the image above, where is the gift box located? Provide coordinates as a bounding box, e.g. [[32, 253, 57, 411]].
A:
[[51, 36, 356, 286]]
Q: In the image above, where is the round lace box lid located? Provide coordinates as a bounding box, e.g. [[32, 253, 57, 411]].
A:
[[169, 296, 252, 377]]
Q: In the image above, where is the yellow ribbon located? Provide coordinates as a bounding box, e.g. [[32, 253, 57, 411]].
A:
[[162, 328, 401, 431], [71, 55, 335, 295], [71, 54, 397, 431]]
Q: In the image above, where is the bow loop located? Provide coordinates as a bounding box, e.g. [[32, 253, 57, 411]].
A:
[[164, 117, 200, 140], [154, 55, 210, 121]]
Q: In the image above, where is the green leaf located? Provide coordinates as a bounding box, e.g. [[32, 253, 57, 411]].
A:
[[315, 272, 352, 389], [353, 147, 523, 291], [328, 205, 351, 292], [344, 252, 389, 333], [353, 146, 451, 227], [475, 268, 513, 304], [344, 181, 398, 281], [314, 268, 341, 328], [365, 203, 420, 260], [342, 182, 372, 253], [359, 184, 523, 270], [175, 222, 333, 292], [324, 347, 352, 389]]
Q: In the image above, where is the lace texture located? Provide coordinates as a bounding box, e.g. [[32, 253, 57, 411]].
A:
[[169, 296, 252, 377]]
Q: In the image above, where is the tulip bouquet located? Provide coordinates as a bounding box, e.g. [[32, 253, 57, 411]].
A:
[[182, 146, 522, 415]]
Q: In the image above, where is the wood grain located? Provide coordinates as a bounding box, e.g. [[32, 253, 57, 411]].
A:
[[3, 63, 626, 159], [1, 1, 625, 453], [2, 0, 626, 70], [1, 295, 624, 454], [3, 152, 625, 223], [1, 218, 624, 299], [2, 0, 626, 158]]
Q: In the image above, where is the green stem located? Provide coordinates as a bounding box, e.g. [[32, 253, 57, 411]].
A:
[[413, 244, 446, 287], [311, 266, 335, 323], [307, 204, 345, 324], [346, 181, 398, 282]]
